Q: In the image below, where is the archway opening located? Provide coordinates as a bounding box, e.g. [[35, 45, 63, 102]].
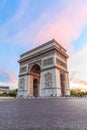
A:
[[60, 73, 66, 96], [30, 64, 40, 75], [33, 79, 38, 97], [30, 64, 40, 97]]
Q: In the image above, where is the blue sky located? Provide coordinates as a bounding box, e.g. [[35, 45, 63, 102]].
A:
[[0, 0, 87, 89]]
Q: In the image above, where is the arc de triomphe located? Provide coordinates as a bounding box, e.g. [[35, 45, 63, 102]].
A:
[[18, 39, 70, 97]]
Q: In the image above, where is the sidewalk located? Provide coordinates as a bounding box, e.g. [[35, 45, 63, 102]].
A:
[[0, 96, 15, 100]]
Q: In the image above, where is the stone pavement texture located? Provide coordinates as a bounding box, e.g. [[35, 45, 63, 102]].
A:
[[0, 98, 87, 130]]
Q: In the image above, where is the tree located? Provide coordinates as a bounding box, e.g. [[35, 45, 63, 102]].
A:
[[8, 89, 18, 97]]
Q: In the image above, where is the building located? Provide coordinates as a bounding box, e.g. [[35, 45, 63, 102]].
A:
[[0, 86, 9, 94], [18, 39, 70, 97]]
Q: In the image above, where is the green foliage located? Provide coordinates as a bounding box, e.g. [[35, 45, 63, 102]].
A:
[[8, 89, 18, 97], [0, 92, 8, 97], [0, 89, 18, 97], [70, 90, 87, 97]]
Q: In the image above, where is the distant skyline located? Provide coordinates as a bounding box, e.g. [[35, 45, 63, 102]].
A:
[[0, 0, 87, 89]]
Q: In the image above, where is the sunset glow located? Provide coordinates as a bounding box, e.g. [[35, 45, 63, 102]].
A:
[[0, 0, 87, 90]]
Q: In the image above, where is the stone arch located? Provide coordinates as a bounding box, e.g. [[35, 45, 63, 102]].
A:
[[30, 64, 40, 75], [29, 64, 40, 97], [60, 73, 66, 96], [28, 62, 41, 73]]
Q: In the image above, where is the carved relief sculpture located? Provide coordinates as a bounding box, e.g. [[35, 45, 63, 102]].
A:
[[44, 72, 52, 87], [43, 57, 53, 67], [20, 78, 25, 90], [20, 66, 27, 73], [56, 58, 67, 69]]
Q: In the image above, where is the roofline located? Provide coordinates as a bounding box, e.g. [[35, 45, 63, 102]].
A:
[[53, 39, 66, 52], [18, 46, 68, 63], [20, 39, 66, 57]]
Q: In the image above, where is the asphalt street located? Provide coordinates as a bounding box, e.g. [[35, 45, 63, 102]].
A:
[[0, 98, 87, 130]]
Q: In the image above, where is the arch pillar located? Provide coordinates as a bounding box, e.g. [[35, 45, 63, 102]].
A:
[[60, 73, 66, 96], [29, 64, 40, 97], [18, 39, 70, 97]]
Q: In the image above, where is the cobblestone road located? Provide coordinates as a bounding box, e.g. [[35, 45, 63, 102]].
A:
[[0, 98, 87, 130]]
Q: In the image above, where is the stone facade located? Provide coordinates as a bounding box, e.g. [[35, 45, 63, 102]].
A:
[[18, 39, 70, 97]]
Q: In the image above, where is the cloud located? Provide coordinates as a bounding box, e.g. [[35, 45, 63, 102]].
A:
[[75, 80, 87, 86], [0, 68, 18, 89], [69, 44, 87, 89], [1, 0, 87, 49], [33, 1, 87, 49], [0, 0, 30, 39], [69, 69, 77, 81], [70, 81, 87, 90], [0, 81, 17, 90], [3, 0, 87, 51], [1, 68, 18, 84]]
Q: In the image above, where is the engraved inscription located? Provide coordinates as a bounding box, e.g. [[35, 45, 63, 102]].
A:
[[56, 58, 67, 69], [43, 57, 53, 67], [44, 72, 52, 87]]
